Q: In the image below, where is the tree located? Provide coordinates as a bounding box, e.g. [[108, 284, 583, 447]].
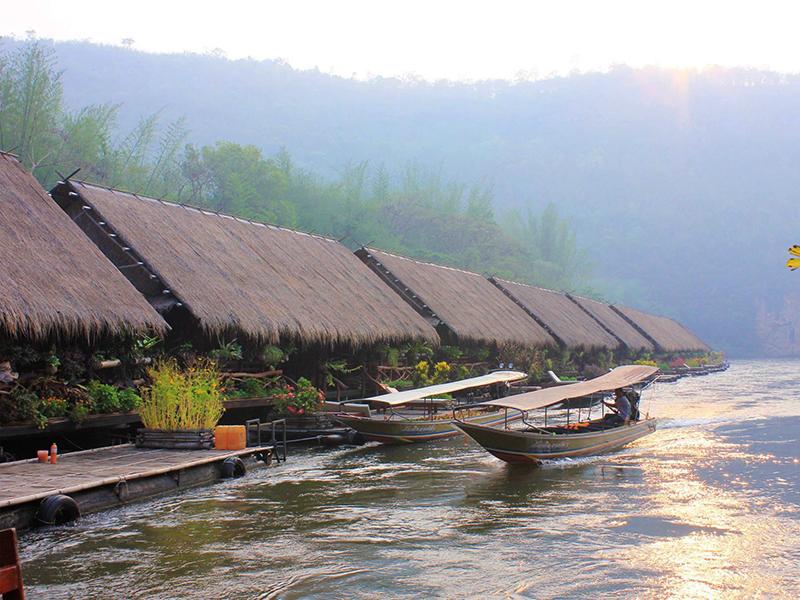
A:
[[189, 142, 295, 225]]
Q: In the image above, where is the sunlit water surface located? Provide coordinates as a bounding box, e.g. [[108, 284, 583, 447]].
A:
[[19, 360, 800, 598]]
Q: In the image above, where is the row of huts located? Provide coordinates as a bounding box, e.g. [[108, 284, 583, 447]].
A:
[[1, 150, 708, 382]]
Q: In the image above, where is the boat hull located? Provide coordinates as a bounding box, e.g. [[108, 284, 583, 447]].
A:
[[333, 410, 519, 444], [455, 418, 657, 464]]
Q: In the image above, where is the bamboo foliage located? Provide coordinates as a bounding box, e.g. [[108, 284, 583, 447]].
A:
[[139, 359, 225, 431]]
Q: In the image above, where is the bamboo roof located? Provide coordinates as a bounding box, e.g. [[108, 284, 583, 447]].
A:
[[0, 153, 167, 340], [491, 278, 619, 349], [611, 305, 710, 353], [64, 182, 438, 346], [567, 295, 654, 351], [357, 248, 556, 347]]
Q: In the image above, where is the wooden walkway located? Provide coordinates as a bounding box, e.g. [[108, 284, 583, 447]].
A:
[[0, 444, 271, 510]]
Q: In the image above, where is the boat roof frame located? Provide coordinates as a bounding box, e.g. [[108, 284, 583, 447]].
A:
[[474, 365, 659, 413], [360, 370, 528, 407]]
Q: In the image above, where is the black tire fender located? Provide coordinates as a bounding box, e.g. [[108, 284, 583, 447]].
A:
[[221, 456, 246, 478], [37, 494, 81, 526]]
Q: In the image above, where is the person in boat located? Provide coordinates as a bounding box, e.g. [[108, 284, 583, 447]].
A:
[[624, 387, 641, 421], [602, 388, 631, 426]]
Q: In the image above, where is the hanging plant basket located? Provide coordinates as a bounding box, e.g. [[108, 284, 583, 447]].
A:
[[136, 428, 214, 450]]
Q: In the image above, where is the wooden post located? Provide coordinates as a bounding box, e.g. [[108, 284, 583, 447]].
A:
[[0, 528, 25, 599], [93, 358, 122, 369]]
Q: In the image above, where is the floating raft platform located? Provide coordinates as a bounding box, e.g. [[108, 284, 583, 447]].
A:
[[0, 444, 273, 531]]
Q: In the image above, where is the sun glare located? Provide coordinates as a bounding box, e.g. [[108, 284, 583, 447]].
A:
[[4, 1, 800, 81]]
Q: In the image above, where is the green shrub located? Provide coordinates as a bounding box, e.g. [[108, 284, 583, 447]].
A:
[[474, 346, 491, 362], [456, 364, 471, 379], [118, 388, 142, 411], [322, 359, 361, 388], [386, 347, 401, 367], [209, 339, 243, 361], [9, 387, 41, 422], [238, 378, 269, 397], [69, 399, 93, 423], [87, 380, 121, 413], [273, 377, 324, 415], [41, 396, 68, 418], [261, 345, 285, 367], [440, 346, 463, 362]]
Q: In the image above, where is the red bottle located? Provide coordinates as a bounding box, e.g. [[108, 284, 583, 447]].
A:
[[49, 443, 58, 464]]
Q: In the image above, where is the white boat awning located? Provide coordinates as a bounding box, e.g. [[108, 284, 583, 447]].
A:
[[363, 370, 528, 407], [479, 365, 659, 412]]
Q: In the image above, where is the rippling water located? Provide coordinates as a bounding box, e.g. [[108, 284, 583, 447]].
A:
[[19, 360, 800, 599]]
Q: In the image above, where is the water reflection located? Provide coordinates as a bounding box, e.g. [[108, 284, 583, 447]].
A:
[[19, 360, 800, 599]]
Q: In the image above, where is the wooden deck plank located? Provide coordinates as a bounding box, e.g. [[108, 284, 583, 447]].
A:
[[0, 444, 271, 508]]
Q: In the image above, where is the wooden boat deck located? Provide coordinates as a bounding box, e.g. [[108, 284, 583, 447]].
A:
[[0, 444, 271, 510]]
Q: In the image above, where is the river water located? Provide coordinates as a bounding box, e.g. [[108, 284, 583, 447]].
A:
[[19, 360, 800, 599]]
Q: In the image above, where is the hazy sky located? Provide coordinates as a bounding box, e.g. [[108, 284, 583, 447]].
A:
[[4, 0, 799, 80]]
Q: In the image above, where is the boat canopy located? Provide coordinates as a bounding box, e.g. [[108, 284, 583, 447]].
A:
[[478, 365, 659, 412], [362, 370, 528, 407]]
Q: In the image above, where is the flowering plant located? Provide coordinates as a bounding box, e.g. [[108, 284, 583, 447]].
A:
[[272, 377, 325, 415]]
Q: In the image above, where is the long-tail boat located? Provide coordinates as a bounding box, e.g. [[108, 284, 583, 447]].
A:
[[454, 365, 659, 464], [330, 371, 528, 444]]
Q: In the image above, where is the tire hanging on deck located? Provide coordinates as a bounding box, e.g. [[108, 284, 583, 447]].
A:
[[36, 494, 81, 526], [221, 456, 247, 478]]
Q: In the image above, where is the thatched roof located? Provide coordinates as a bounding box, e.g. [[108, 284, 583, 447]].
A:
[[567, 295, 654, 351], [611, 305, 709, 352], [58, 181, 437, 346], [491, 278, 619, 349], [357, 248, 555, 347], [0, 153, 167, 340]]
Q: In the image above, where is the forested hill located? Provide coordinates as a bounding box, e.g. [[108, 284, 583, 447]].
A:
[[4, 39, 800, 357]]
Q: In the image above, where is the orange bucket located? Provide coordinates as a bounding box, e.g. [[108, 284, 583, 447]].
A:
[[227, 425, 246, 450], [214, 426, 230, 450]]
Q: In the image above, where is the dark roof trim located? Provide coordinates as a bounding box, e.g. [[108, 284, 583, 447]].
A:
[[354, 247, 446, 330], [488, 277, 566, 348], [565, 294, 626, 349], [51, 181, 189, 315], [610, 305, 663, 353]]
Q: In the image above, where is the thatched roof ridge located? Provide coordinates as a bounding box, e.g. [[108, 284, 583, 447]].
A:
[[611, 305, 709, 352], [567, 295, 654, 351], [64, 181, 438, 346], [357, 248, 555, 347], [491, 278, 620, 349], [0, 153, 167, 340]]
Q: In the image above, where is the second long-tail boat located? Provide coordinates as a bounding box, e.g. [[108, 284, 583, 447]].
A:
[[330, 370, 528, 444]]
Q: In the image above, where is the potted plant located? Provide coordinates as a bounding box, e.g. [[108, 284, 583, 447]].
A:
[[136, 359, 224, 449], [273, 377, 324, 417]]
